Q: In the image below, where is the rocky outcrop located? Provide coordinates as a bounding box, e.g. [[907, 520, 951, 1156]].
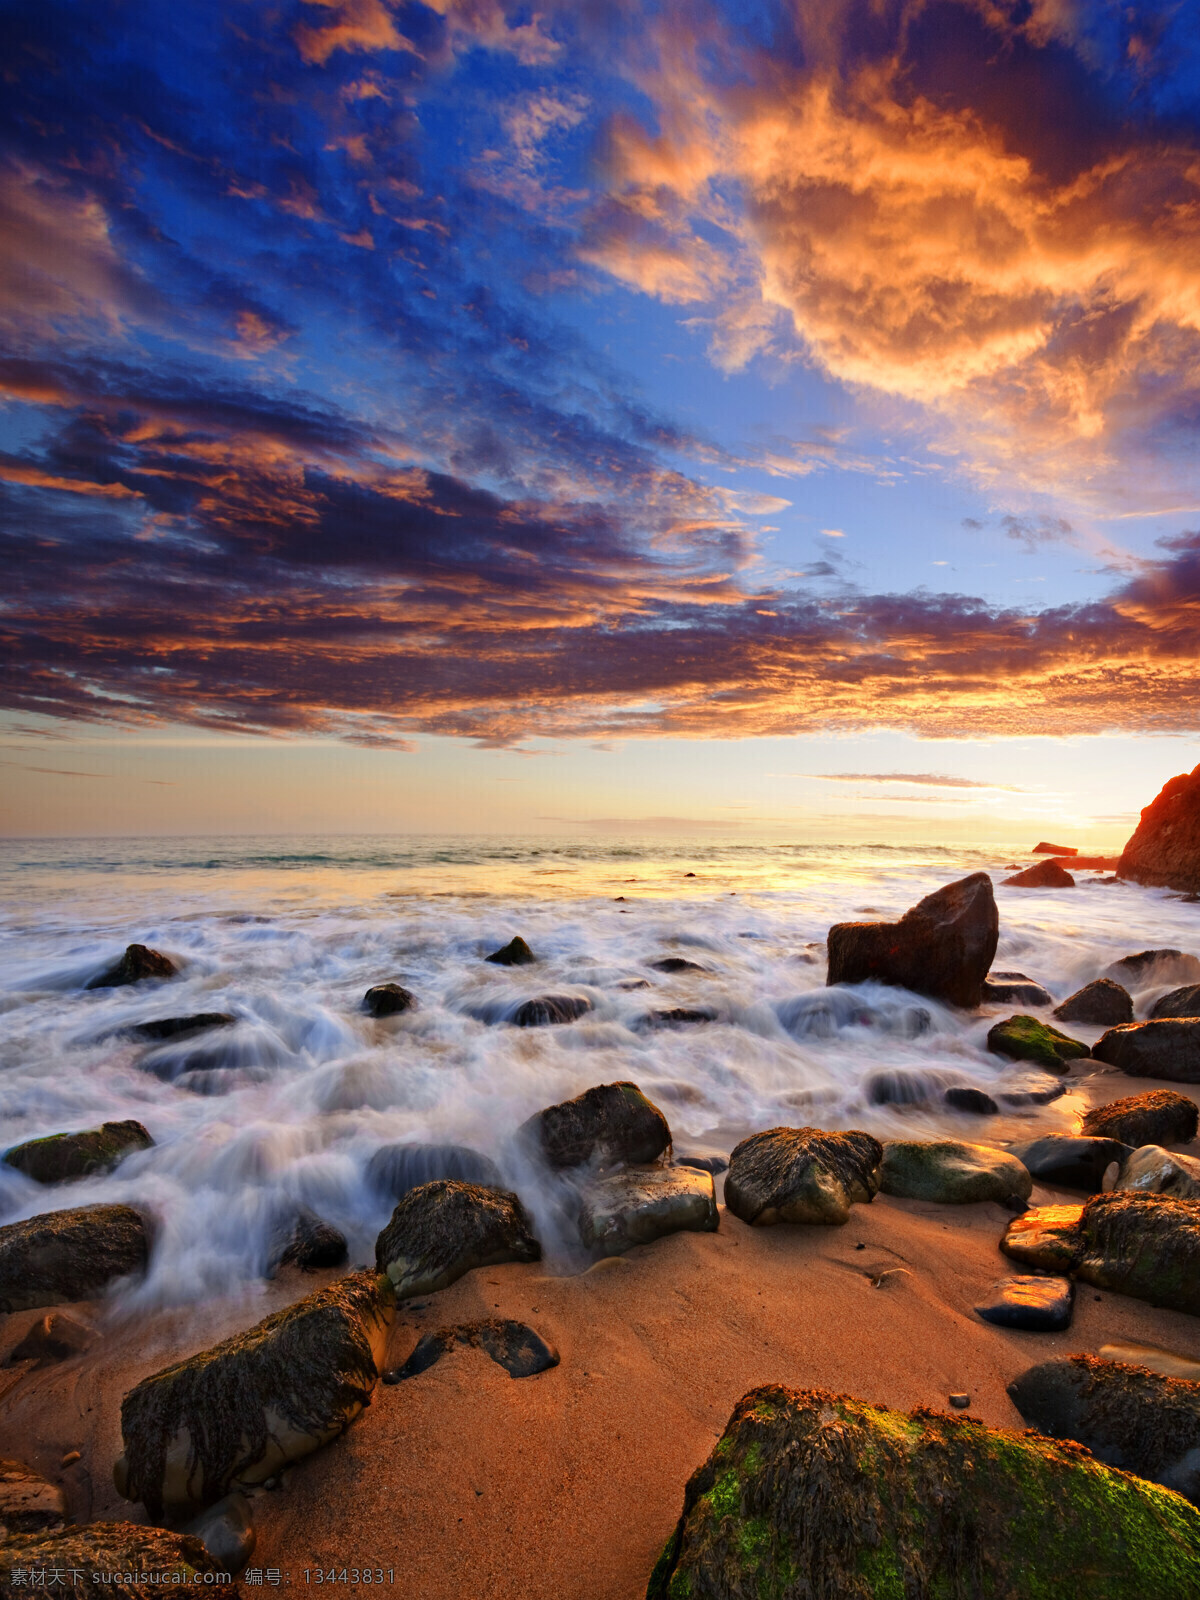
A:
[[115, 1271, 395, 1517], [126, 1014, 234, 1041], [577, 1166, 718, 1257], [0, 1204, 149, 1312], [485, 936, 535, 966], [826, 873, 998, 1008], [510, 994, 592, 1027], [1002, 861, 1075, 888], [3, 1311, 91, 1367], [374, 1180, 540, 1300], [1008, 1134, 1132, 1192], [1053, 979, 1133, 1026], [1118, 764, 1200, 894], [724, 1128, 882, 1226], [1117, 1145, 1200, 1201], [1082, 1090, 1199, 1147], [974, 1275, 1074, 1332], [982, 972, 1054, 1006], [986, 1014, 1089, 1071], [1009, 1355, 1200, 1507], [1106, 949, 1200, 989], [518, 1081, 671, 1170], [86, 943, 178, 989], [879, 1140, 1032, 1207], [1093, 1019, 1200, 1081], [4, 1120, 153, 1185], [363, 983, 415, 1017], [646, 1384, 1200, 1600], [0, 1459, 66, 1538], [366, 1142, 503, 1202], [1152, 985, 1200, 1020], [0, 1524, 242, 1599], [384, 1319, 559, 1383]]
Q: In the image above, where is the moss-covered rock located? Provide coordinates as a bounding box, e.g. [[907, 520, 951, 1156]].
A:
[[0, 1459, 66, 1538], [1053, 979, 1134, 1026], [647, 1384, 1200, 1599], [374, 1179, 540, 1300], [0, 1204, 149, 1312], [86, 943, 178, 989], [115, 1271, 394, 1517], [986, 1014, 1089, 1070], [4, 1120, 153, 1185], [578, 1166, 718, 1257], [724, 1127, 882, 1226], [1093, 1019, 1200, 1082], [518, 1081, 671, 1170], [0, 1522, 242, 1599], [1081, 1089, 1199, 1147], [879, 1139, 1032, 1206]]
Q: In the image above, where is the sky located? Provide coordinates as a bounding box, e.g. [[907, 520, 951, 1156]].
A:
[[3, 0, 1200, 841]]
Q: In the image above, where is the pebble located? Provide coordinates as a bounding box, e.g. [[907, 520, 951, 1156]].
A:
[[948, 1394, 970, 1409]]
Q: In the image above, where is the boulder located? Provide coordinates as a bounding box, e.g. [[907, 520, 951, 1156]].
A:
[[1034, 842, 1077, 855], [366, 1142, 503, 1202], [384, 1318, 559, 1384], [4, 1120, 153, 1185], [4, 1311, 91, 1368], [1009, 1355, 1200, 1506], [986, 1014, 1089, 1071], [115, 1271, 395, 1517], [1000, 1190, 1200, 1315], [826, 872, 998, 1008], [982, 972, 1054, 1006], [1106, 948, 1200, 989], [1118, 764, 1200, 893], [518, 1081, 671, 1171], [1117, 1144, 1200, 1201], [126, 1014, 234, 1041], [1094, 1019, 1200, 1082], [1002, 861, 1075, 888], [942, 1086, 999, 1115], [975, 1275, 1074, 1332], [0, 1524, 241, 1599], [1082, 1089, 1199, 1147], [86, 943, 178, 989], [485, 936, 535, 966], [577, 1166, 718, 1257], [879, 1140, 1032, 1207], [0, 1458, 66, 1538], [724, 1127, 882, 1226], [510, 994, 592, 1027], [1008, 1134, 1132, 1193], [269, 1209, 348, 1273], [363, 983, 415, 1017], [646, 1384, 1200, 1600], [1152, 984, 1200, 1021], [0, 1204, 149, 1312], [649, 957, 708, 974], [1053, 979, 1134, 1026], [374, 1180, 540, 1300], [183, 1492, 255, 1573]]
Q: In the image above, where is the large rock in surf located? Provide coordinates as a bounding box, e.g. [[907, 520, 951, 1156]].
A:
[[1117, 1144, 1200, 1201], [1008, 1134, 1132, 1193], [1094, 1019, 1200, 1082], [1002, 860, 1075, 888], [646, 1384, 1200, 1600], [4, 1120, 153, 1185], [485, 936, 535, 966], [0, 1204, 149, 1312], [374, 1180, 540, 1300], [578, 1166, 718, 1257], [724, 1128, 881, 1226], [87, 943, 178, 989], [1106, 948, 1200, 989], [986, 1014, 1089, 1071], [1001, 1190, 1200, 1315], [115, 1271, 394, 1517], [518, 1081, 671, 1170], [1053, 979, 1133, 1026], [1151, 985, 1200, 1020], [366, 1142, 503, 1202], [879, 1139, 1032, 1207], [1081, 1089, 1198, 1147], [1009, 1354, 1200, 1507], [0, 1524, 243, 1599], [0, 1458, 66, 1537], [825, 873, 998, 1008], [1118, 764, 1200, 894]]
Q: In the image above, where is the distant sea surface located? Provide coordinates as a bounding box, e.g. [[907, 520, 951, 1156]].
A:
[[0, 833, 1189, 1308]]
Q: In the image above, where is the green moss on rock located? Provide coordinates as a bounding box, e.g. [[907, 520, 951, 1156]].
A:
[[4, 1121, 153, 1185], [986, 1014, 1090, 1070]]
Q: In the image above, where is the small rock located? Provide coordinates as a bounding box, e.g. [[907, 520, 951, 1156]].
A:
[[982, 973, 1055, 1006], [674, 1152, 728, 1175], [1, 1523, 240, 1598], [374, 1180, 540, 1300], [518, 1081, 671, 1171], [998, 1080, 1068, 1107], [986, 1014, 1090, 1071], [126, 1014, 234, 1041], [1053, 980, 1134, 1026], [271, 1209, 349, 1273], [1081, 1089, 1199, 1147], [86, 943, 178, 989], [1033, 842, 1077, 856], [363, 983, 416, 1017], [1003, 861, 1075, 888], [947, 1393, 971, 1409], [0, 1204, 150, 1313], [4, 1120, 154, 1185], [1093, 1018, 1200, 1082], [648, 957, 708, 974], [975, 1275, 1074, 1331], [366, 1141, 502, 1202], [879, 1140, 1032, 1207], [578, 1166, 718, 1257], [1008, 1134, 1133, 1193], [943, 1087, 999, 1115], [485, 936, 536, 966], [724, 1127, 882, 1226], [1116, 1144, 1200, 1201], [0, 1458, 67, 1537], [4, 1312, 91, 1367], [183, 1492, 255, 1572], [1150, 985, 1200, 1020], [510, 994, 592, 1027], [641, 1007, 719, 1028], [1105, 948, 1200, 989], [384, 1318, 559, 1383], [826, 872, 998, 1009]]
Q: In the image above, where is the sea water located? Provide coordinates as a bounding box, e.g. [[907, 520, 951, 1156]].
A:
[[0, 833, 1193, 1309]]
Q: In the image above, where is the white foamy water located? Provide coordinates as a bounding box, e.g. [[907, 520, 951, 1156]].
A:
[[0, 834, 1195, 1309]]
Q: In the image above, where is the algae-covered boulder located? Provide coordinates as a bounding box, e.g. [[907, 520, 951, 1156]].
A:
[[86, 943, 179, 989], [986, 1014, 1089, 1071], [724, 1128, 882, 1226], [1009, 1354, 1200, 1507], [1002, 860, 1075, 888], [646, 1384, 1200, 1599], [826, 872, 998, 1008], [0, 1523, 242, 1599], [1054, 979, 1134, 1026], [1117, 1144, 1200, 1201], [1008, 1134, 1132, 1193], [1001, 1190, 1200, 1315], [0, 1204, 149, 1312], [1094, 1018, 1200, 1082], [4, 1120, 153, 1185], [879, 1140, 1032, 1207], [374, 1180, 540, 1300], [1081, 1089, 1199, 1147], [115, 1271, 394, 1518], [363, 983, 415, 1018], [578, 1166, 718, 1257], [1151, 985, 1200, 1021], [485, 936, 535, 966], [518, 1081, 671, 1170], [0, 1458, 66, 1538]]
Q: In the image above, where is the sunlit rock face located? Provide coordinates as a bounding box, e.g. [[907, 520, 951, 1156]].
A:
[[1119, 765, 1200, 894]]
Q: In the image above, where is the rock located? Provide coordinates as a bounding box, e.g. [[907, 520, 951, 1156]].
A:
[[982, 973, 1055, 1006], [879, 1140, 1032, 1207], [1008, 1134, 1133, 1192], [1082, 1089, 1199, 1147], [724, 1127, 882, 1226], [943, 1086, 999, 1115], [649, 957, 708, 973], [1009, 1355, 1200, 1506], [998, 1079, 1068, 1107], [0, 1204, 149, 1312], [183, 1492, 255, 1572], [1002, 861, 1076, 888], [518, 1081, 671, 1171], [1053, 979, 1134, 1026], [363, 983, 415, 1017], [4, 1312, 91, 1367], [826, 872, 998, 1008], [366, 1141, 502, 1202], [4, 1120, 154, 1185], [1117, 1144, 1200, 1201], [374, 1180, 540, 1300], [641, 1007, 719, 1027], [485, 936, 535, 966], [1034, 842, 1077, 855], [510, 994, 592, 1027], [863, 1067, 959, 1106], [1118, 765, 1200, 893], [1094, 1019, 1200, 1082], [126, 1014, 234, 1041], [1151, 984, 1200, 1020], [115, 1271, 394, 1517], [86, 943, 179, 989], [986, 1014, 1090, 1071], [975, 1274, 1074, 1331], [645, 1384, 1200, 1600], [947, 1393, 971, 1408], [577, 1166, 718, 1257], [270, 1210, 349, 1273], [0, 1459, 67, 1537], [0, 1524, 241, 1599], [1106, 948, 1200, 989], [1098, 1340, 1200, 1381], [1000, 1190, 1200, 1315], [674, 1152, 728, 1175], [384, 1319, 559, 1384]]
